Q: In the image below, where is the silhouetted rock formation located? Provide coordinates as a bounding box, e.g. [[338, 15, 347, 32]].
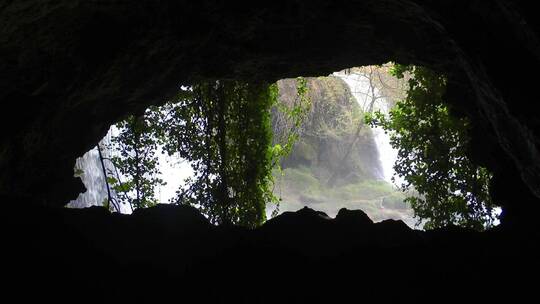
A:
[[3, 203, 539, 302]]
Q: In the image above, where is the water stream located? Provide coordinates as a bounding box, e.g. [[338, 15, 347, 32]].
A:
[[67, 130, 120, 210], [333, 71, 402, 187], [68, 127, 192, 212]]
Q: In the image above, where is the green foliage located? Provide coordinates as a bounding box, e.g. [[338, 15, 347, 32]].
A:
[[109, 110, 165, 210], [157, 79, 310, 227], [280, 168, 396, 202], [304, 77, 361, 139], [366, 64, 496, 230], [268, 78, 312, 215], [159, 81, 276, 227], [106, 78, 309, 227], [272, 77, 312, 159], [73, 167, 84, 177], [276, 166, 411, 223], [280, 166, 319, 191]]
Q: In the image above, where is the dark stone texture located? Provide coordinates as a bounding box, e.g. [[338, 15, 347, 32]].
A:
[[336, 207, 374, 226], [3, 204, 538, 302]]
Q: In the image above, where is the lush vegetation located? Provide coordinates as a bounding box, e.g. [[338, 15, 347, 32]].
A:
[[106, 109, 165, 212], [105, 79, 308, 227], [89, 64, 496, 230], [366, 65, 497, 230], [161, 81, 277, 227]]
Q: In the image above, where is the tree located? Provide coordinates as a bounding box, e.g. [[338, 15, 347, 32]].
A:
[[366, 64, 497, 230], [105, 79, 308, 227], [344, 64, 408, 113], [96, 142, 120, 212], [271, 77, 311, 162], [326, 67, 400, 187], [108, 109, 165, 211], [159, 80, 308, 227]]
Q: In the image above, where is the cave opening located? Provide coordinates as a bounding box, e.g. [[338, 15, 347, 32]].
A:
[[67, 63, 500, 230]]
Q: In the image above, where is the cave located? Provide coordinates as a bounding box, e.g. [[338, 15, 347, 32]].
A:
[[2, 1, 539, 302]]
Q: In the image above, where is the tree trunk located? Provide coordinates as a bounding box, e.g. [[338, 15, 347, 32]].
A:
[[97, 143, 119, 212], [216, 83, 231, 224]]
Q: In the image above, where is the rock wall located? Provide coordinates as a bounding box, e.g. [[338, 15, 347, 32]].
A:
[[275, 77, 382, 183]]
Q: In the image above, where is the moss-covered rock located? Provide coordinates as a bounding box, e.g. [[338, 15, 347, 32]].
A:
[[271, 76, 417, 226], [275, 76, 382, 184]]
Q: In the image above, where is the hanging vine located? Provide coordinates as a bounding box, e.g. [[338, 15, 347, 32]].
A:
[[106, 79, 309, 227]]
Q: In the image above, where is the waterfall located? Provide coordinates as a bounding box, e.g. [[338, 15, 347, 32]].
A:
[[334, 71, 403, 187], [68, 133, 111, 209], [67, 128, 131, 213], [68, 126, 193, 211], [157, 149, 194, 204]]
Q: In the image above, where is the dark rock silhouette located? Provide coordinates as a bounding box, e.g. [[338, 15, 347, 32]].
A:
[[3, 203, 539, 302], [336, 208, 374, 226]]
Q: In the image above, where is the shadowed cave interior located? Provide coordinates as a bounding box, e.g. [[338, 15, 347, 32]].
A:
[[2, 1, 540, 302]]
